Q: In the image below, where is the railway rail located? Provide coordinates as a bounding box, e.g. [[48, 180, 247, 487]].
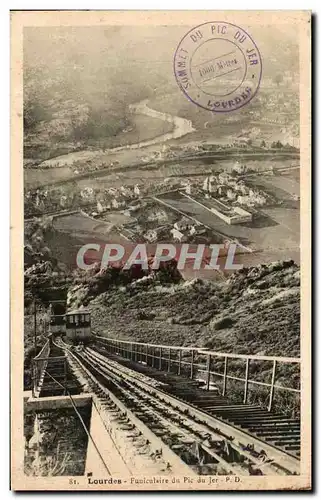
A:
[[52, 338, 300, 476]]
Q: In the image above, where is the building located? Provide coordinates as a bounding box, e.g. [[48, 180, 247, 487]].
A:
[[226, 189, 237, 201], [112, 198, 119, 209], [203, 177, 210, 192], [80, 187, 95, 202], [174, 217, 190, 232], [120, 186, 132, 197], [170, 228, 185, 242], [147, 209, 168, 223], [183, 181, 192, 195], [218, 172, 232, 184], [232, 162, 247, 174], [144, 229, 158, 243], [97, 201, 104, 213], [209, 198, 252, 225]]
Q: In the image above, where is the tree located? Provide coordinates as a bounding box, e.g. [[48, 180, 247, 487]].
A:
[[274, 74, 283, 87], [271, 140, 283, 149]]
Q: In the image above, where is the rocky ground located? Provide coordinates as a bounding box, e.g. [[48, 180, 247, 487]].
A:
[[67, 259, 300, 414], [25, 258, 300, 412], [68, 260, 300, 358]]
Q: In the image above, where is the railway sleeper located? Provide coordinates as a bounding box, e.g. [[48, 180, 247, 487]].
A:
[[254, 430, 301, 437], [285, 445, 301, 451], [230, 417, 299, 424], [268, 438, 301, 446], [68, 345, 301, 475]]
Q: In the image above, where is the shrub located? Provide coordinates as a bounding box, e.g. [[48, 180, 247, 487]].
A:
[[211, 316, 235, 330]]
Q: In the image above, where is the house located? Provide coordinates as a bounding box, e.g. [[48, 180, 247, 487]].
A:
[[144, 229, 158, 243], [174, 217, 190, 232], [170, 228, 185, 242], [147, 209, 168, 223], [120, 186, 131, 197], [81, 187, 95, 202], [237, 195, 252, 206], [219, 172, 232, 184], [203, 177, 210, 192], [97, 201, 104, 213], [232, 162, 247, 174], [234, 182, 248, 195], [111, 198, 122, 209], [218, 185, 228, 196], [226, 189, 237, 201], [60, 195, 68, 208]]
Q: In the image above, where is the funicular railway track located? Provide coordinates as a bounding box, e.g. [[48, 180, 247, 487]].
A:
[[111, 355, 301, 459], [54, 338, 300, 476]]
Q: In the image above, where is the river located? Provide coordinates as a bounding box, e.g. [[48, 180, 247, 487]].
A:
[[39, 99, 195, 168]]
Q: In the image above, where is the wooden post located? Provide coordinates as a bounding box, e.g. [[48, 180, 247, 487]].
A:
[[206, 355, 211, 391], [146, 345, 148, 365], [268, 360, 277, 411], [222, 356, 228, 396], [243, 358, 250, 404], [151, 346, 155, 368], [178, 349, 182, 375], [31, 359, 35, 397], [64, 358, 68, 395], [167, 348, 171, 372], [190, 349, 194, 380], [34, 299, 37, 354], [159, 347, 162, 370]]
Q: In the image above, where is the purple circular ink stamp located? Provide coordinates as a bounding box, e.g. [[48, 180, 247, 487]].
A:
[[174, 22, 262, 112]]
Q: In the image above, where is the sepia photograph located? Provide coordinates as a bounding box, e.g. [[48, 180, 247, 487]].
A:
[[10, 10, 311, 491]]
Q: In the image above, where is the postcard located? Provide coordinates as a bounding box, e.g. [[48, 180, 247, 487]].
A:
[[11, 10, 311, 491]]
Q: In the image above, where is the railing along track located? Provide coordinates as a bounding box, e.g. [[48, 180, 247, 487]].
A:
[[58, 339, 300, 476]]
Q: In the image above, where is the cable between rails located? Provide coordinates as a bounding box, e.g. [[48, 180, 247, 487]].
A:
[[44, 369, 112, 476], [50, 339, 133, 474]]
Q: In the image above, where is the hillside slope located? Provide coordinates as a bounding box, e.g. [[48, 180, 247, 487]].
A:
[[68, 260, 300, 358]]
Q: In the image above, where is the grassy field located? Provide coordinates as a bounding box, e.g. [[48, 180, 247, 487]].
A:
[[154, 190, 299, 258]]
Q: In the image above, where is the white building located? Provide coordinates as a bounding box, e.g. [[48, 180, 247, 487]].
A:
[[209, 198, 252, 225], [170, 228, 185, 242], [112, 198, 119, 209], [97, 201, 104, 213], [227, 189, 237, 200], [203, 177, 210, 192], [144, 229, 158, 243]]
